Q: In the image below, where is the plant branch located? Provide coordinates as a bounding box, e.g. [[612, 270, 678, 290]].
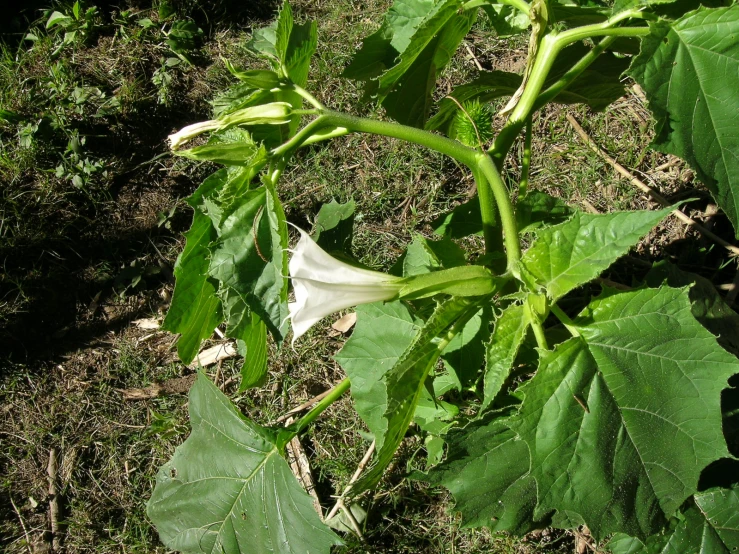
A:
[[555, 10, 650, 46], [476, 154, 522, 273], [271, 114, 333, 158], [530, 319, 549, 349], [551, 304, 580, 336], [321, 110, 478, 166], [290, 377, 351, 437], [534, 35, 617, 110], [519, 117, 532, 196], [289, 83, 326, 110], [471, 166, 504, 264]]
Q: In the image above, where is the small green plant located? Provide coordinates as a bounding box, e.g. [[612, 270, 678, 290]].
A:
[[148, 1, 739, 552], [43, 1, 100, 56]]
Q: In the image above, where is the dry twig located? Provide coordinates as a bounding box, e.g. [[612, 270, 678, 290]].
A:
[[47, 448, 61, 551], [566, 113, 739, 258], [326, 440, 376, 521], [284, 417, 322, 516], [10, 495, 32, 554]]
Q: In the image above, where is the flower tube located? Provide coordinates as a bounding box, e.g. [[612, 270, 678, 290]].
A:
[[288, 227, 403, 342]]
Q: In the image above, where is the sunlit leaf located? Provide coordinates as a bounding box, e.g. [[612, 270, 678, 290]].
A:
[[629, 5, 739, 236], [147, 374, 342, 553]]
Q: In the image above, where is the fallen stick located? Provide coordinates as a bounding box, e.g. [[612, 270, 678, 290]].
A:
[[566, 113, 739, 258], [326, 440, 376, 521], [47, 448, 61, 552], [284, 416, 322, 516]]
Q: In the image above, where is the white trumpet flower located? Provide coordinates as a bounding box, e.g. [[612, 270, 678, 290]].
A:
[[168, 102, 292, 150], [288, 228, 403, 343]]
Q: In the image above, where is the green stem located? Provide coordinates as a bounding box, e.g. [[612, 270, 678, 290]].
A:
[[476, 154, 521, 274], [471, 166, 504, 263], [488, 33, 559, 167], [271, 114, 332, 158], [289, 83, 326, 110], [290, 378, 351, 436], [519, 117, 532, 197], [550, 304, 580, 337], [489, 11, 649, 168], [533, 36, 617, 110], [531, 319, 549, 349], [321, 110, 478, 166]]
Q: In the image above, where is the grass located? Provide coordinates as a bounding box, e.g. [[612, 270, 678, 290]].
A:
[[1, 0, 735, 553]]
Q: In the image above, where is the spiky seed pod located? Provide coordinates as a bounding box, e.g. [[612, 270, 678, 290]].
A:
[[450, 100, 495, 148]]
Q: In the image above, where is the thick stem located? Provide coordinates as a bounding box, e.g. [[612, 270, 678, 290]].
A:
[[533, 36, 617, 110], [531, 319, 549, 349], [476, 154, 522, 273], [519, 117, 532, 197], [290, 377, 351, 436], [321, 111, 478, 166], [489, 11, 649, 168], [271, 114, 333, 158], [471, 166, 504, 264]]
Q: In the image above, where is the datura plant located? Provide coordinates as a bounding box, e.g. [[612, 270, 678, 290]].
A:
[[147, 0, 739, 552]]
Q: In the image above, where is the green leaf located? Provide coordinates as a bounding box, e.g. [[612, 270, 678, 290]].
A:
[[398, 234, 468, 276], [46, 11, 73, 29], [162, 210, 222, 364], [695, 486, 739, 549], [313, 199, 356, 255], [645, 260, 739, 356], [147, 374, 342, 553], [208, 184, 288, 341], [482, 303, 530, 410], [353, 297, 481, 493], [520, 207, 673, 301], [342, 0, 439, 81], [516, 287, 739, 539], [426, 411, 547, 534], [608, 486, 739, 553], [442, 307, 492, 390], [481, 3, 530, 37], [220, 289, 268, 390], [629, 5, 739, 237], [516, 191, 574, 233], [380, 3, 476, 127], [431, 196, 486, 238], [334, 301, 420, 450]]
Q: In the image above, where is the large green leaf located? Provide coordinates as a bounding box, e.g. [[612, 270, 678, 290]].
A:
[[482, 302, 530, 410], [441, 306, 491, 390], [520, 207, 672, 301], [516, 287, 739, 539], [163, 210, 222, 364], [426, 411, 547, 534], [381, 7, 476, 126], [629, 5, 739, 237], [147, 374, 342, 553], [608, 486, 739, 553], [342, 0, 440, 81], [646, 260, 739, 356], [352, 297, 481, 493], [208, 184, 288, 340], [334, 301, 420, 450]]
